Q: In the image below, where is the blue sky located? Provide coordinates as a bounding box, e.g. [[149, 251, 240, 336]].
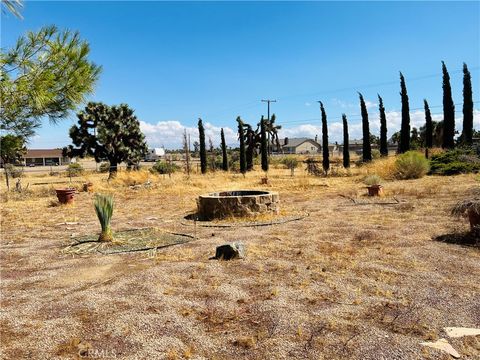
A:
[[2, 1, 479, 148]]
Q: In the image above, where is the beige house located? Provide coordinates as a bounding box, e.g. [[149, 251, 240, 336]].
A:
[[22, 149, 71, 166], [276, 138, 321, 154]]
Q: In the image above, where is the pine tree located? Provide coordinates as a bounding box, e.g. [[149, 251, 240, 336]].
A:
[[442, 61, 455, 149], [462, 63, 473, 146], [237, 117, 247, 175], [260, 116, 269, 172], [319, 102, 330, 174], [424, 99, 433, 149], [342, 114, 350, 169], [399, 72, 411, 153], [220, 128, 228, 171], [198, 118, 207, 174], [358, 93, 372, 162], [378, 94, 388, 157]]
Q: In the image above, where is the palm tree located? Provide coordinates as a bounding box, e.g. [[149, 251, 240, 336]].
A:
[[2, 0, 23, 19]]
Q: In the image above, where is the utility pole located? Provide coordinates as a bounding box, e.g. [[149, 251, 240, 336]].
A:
[[261, 99, 276, 155]]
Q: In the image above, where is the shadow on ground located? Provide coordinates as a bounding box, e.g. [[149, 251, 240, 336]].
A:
[[434, 230, 480, 247]]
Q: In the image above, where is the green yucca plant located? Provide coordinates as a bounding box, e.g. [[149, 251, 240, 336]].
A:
[[94, 194, 114, 241]]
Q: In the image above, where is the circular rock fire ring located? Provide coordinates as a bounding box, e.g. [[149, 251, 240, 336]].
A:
[[197, 190, 279, 220]]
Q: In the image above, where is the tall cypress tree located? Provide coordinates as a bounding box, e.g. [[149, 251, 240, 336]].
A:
[[442, 61, 455, 149], [424, 99, 433, 149], [462, 62, 473, 146], [378, 94, 388, 157], [319, 101, 330, 174], [236, 116, 246, 175], [358, 93, 372, 162], [198, 118, 207, 174], [260, 116, 269, 172], [342, 113, 350, 169], [399, 72, 411, 153], [220, 128, 228, 171]]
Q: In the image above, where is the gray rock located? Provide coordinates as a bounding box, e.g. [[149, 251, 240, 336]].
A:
[[212, 242, 246, 260]]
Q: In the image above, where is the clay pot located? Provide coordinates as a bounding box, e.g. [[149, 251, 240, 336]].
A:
[[56, 188, 76, 204], [83, 182, 93, 192], [367, 185, 383, 197]]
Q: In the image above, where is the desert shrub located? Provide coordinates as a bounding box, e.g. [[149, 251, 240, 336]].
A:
[[430, 149, 480, 175], [395, 151, 429, 179], [4, 164, 24, 178], [362, 157, 397, 180], [99, 162, 110, 173], [150, 160, 179, 175], [372, 149, 381, 160], [281, 156, 299, 175], [66, 162, 84, 177], [364, 174, 382, 186]]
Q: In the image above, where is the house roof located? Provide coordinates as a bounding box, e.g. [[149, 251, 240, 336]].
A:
[[279, 138, 320, 148], [24, 149, 63, 158]]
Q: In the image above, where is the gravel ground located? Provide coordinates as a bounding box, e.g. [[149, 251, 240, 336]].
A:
[[1, 172, 479, 359]]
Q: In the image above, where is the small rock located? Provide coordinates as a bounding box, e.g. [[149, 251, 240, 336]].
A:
[[212, 242, 245, 260], [420, 338, 460, 358], [444, 327, 480, 338]]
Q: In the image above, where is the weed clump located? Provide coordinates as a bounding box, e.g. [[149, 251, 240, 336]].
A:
[[395, 151, 429, 179]]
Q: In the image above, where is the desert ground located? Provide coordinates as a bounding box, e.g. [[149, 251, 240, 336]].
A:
[[1, 163, 479, 359]]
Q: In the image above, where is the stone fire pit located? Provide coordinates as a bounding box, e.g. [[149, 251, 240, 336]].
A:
[[197, 190, 279, 220]]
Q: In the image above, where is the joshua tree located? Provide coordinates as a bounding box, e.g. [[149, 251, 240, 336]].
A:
[[237, 117, 247, 175], [94, 194, 114, 242], [244, 123, 260, 171], [462, 63, 474, 146], [198, 118, 207, 174], [260, 116, 269, 173], [399, 72, 411, 153], [65, 102, 147, 179], [442, 61, 455, 149], [182, 129, 191, 176], [378, 95, 388, 157], [358, 93, 372, 162], [220, 128, 228, 171], [342, 114, 350, 168], [265, 114, 282, 155], [2, 0, 23, 18], [319, 102, 330, 174]]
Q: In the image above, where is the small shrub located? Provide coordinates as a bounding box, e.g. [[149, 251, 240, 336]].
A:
[[364, 174, 382, 186], [150, 160, 179, 175], [281, 156, 299, 176], [66, 162, 84, 177], [4, 164, 24, 178], [372, 149, 381, 160], [395, 151, 429, 179], [99, 162, 110, 173], [430, 149, 480, 175]]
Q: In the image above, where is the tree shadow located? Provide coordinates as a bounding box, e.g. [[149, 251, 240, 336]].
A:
[[433, 230, 479, 248]]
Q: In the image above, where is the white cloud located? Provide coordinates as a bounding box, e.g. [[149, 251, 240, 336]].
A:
[[140, 120, 237, 149], [141, 109, 480, 149]]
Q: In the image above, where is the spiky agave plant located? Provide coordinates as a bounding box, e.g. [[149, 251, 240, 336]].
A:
[[451, 197, 480, 232], [94, 194, 114, 241]]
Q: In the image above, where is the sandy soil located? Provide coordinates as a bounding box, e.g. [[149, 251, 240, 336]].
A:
[[1, 169, 479, 359]]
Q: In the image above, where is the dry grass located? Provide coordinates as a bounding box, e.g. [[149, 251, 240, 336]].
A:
[[1, 165, 479, 359]]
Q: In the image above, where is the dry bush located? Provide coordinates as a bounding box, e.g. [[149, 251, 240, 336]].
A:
[[361, 157, 398, 180], [110, 169, 153, 187]]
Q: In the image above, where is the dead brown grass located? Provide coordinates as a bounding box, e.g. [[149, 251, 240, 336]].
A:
[[1, 166, 479, 359]]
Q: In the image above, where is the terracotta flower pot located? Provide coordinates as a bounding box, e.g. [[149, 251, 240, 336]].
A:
[[56, 188, 76, 204], [367, 185, 383, 197]]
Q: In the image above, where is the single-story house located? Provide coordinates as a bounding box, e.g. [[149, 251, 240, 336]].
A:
[[22, 149, 71, 166], [276, 138, 321, 154]]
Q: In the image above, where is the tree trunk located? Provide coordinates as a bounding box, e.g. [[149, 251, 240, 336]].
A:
[[5, 167, 10, 191], [108, 161, 118, 180]]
